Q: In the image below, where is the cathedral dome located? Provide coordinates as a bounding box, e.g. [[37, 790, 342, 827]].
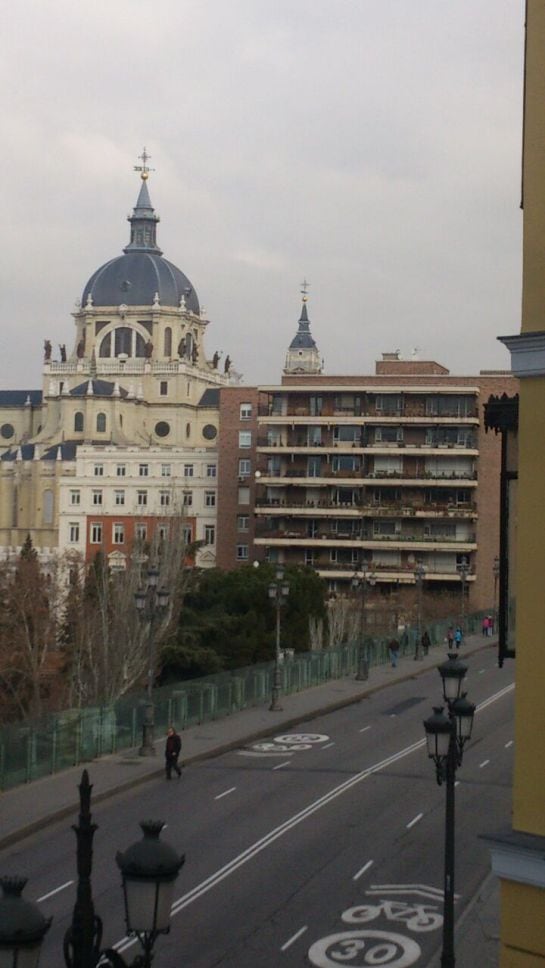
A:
[[81, 177, 200, 314]]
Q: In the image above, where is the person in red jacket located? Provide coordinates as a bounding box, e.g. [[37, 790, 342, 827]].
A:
[[165, 726, 182, 779]]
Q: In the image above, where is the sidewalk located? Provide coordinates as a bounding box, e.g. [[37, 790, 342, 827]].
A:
[[0, 636, 501, 963]]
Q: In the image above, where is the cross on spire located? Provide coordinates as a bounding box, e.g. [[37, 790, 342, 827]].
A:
[[134, 147, 155, 181], [300, 278, 310, 302]]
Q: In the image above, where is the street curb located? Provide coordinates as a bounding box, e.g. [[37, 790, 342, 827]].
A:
[[423, 868, 499, 967], [0, 640, 495, 851]]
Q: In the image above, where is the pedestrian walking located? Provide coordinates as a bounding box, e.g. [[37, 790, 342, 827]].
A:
[[482, 616, 489, 637], [454, 626, 463, 650], [165, 725, 182, 780], [446, 626, 454, 649], [487, 614, 494, 637], [421, 630, 431, 656], [389, 638, 400, 668]]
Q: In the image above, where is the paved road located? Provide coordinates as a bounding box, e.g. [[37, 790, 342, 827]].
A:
[[0, 653, 513, 967]]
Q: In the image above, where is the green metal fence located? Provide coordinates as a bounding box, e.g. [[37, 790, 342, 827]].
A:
[[0, 610, 490, 791]]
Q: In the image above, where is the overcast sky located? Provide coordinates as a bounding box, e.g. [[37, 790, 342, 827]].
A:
[[1, 0, 524, 388]]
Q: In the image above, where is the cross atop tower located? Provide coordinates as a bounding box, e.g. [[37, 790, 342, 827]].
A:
[[134, 147, 155, 181], [300, 278, 310, 302]]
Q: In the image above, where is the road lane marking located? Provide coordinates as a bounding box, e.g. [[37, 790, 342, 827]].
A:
[[280, 925, 308, 951], [353, 860, 374, 881], [36, 880, 73, 903], [479, 669, 485, 674], [454, 780, 460, 787], [214, 787, 236, 800], [406, 813, 423, 830], [273, 760, 291, 770], [479, 760, 490, 769], [505, 740, 513, 748], [322, 742, 335, 750], [112, 680, 514, 957], [359, 726, 371, 733]]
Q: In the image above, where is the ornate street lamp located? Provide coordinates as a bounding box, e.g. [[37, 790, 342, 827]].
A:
[[351, 558, 376, 681], [0, 877, 51, 967], [268, 565, 290, 711], [59, 770, 184, 967], [423, 655, 476, 968], [413, 558, 426, 660], [134, 565, 170, 756], [492, 555, 500, 635], [456, 556, 469, 633]]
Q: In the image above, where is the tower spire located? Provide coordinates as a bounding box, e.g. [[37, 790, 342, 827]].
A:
[[124, 148, 162, 254], [283, 284, 323, 375]]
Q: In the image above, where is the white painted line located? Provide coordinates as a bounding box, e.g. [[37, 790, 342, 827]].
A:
[[406, 813, 423, 830], [322, 742, 335, 750], [280, 925, 308, 951], [36, 880, 73, 903], [273, 761, 290, 770], [214, 787, 236, 800], [479, 760, 490, 769], [454, 780, 460, 787], [359, 726, 371, 733], [390, 714, 397, 718], [112, 681, 514, 958], [479, 669, 485, 674], [353, 859, 374, 881], [505, 740, 513, 748]]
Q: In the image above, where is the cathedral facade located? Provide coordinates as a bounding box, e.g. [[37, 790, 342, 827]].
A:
[[0, 168, 235, 568]]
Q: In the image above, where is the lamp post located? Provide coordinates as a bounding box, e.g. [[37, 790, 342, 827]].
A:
[[423, 655, 476, 968], [456, 557, 469, 633], [413, 558, 426, 660], [134, 565, 170, 756], [492, 555, 500, 635], [0, 771, 184, 968], [351, 558, 376, 681], [0, 877, 51, 967], [268, 565, 290, 711]]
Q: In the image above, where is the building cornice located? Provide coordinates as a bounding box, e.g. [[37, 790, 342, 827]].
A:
[[499, 331, 545, 377], [484, 827, 545, 890]]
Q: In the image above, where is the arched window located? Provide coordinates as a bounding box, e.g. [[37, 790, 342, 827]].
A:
[[135, 333, 146, 357], [43, 489, 54, 525], [164, 327, 172, 357], [114, 327, 132, 357], [99, 333, 111, 357], [96, 413, 106, 433], [74, 412, 84, 432]]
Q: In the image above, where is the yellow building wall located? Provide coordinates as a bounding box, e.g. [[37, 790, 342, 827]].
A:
[[500, 881, 545, 964], [521, 2, 545, 335]]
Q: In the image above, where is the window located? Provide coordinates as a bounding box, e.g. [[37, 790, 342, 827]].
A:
[[161, 464, 171, 477], [163, 327, 172, 357], [160, 491, 170, 507], [74, 412, 84, 432], [92, 490, 103, 506], [305, 550, 315, 565], [135, 523, 147, 541], [238, 486, 250, 505], [205, 491, 216, 507], [183, 491, 193, 507], [116, 464, 126, 477], [204, 525, 216, 545], [158, 526, 168, 541], [94, 464, 104, 477], [375, 426, 403, 443], [206, 464, 217, 478], [375, 395, 402, 414], [113, 523, 125, 544], [333, 425, 360, 443], [236, 544, 249, 560], [70, 490, 80, 506], [238, 459, 251, 477], [115, 490, 125, 506], [90, 522, 103, 544], [310, 396, 322, 416], [184, 464, 194, 478], [160, 381, 169, 396], [308, 456, 322, 477], [96, 413, 106, 433], [238, 431, 252, 448], [237, 515, 249, 532], [139, 464, 149, 477], [137, 490, 148, 506], [182, 526, 192, 544], [240, 403, 252, 420], [69, 523, 80, 543], [332, 455, 360, 472]]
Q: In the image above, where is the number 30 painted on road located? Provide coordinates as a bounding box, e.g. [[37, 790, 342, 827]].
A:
[[307, 929, 421, 967]]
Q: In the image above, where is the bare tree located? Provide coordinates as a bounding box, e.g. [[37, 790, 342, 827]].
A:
[[62, 515, 195, 707]]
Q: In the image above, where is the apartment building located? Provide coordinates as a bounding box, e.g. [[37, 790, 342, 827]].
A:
[[218, 353, 516, 611]]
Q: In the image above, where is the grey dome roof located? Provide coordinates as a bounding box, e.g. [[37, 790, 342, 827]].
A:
[[82, 253, 200, 313], [81, 177, 200, 313]]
